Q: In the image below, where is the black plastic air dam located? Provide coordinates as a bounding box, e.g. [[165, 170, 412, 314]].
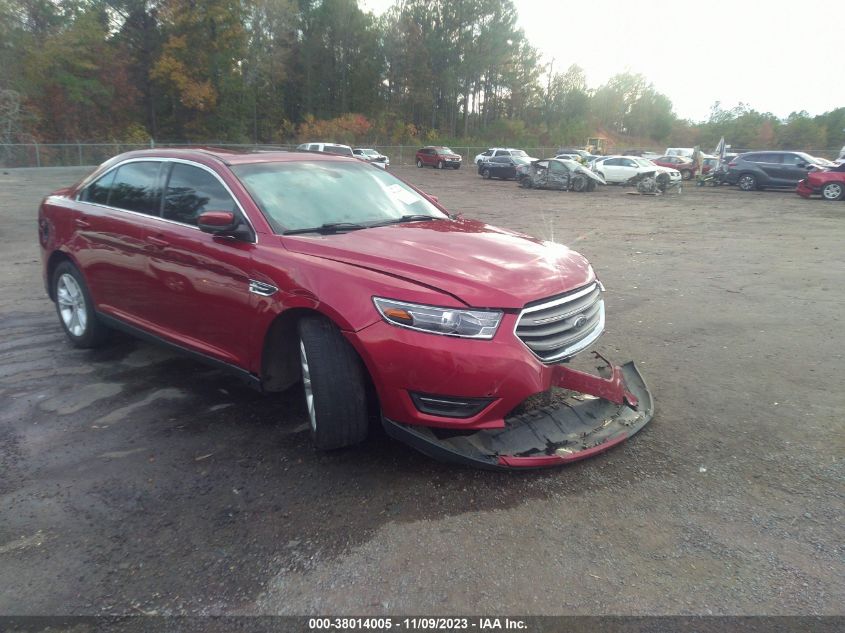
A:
[[382, 361, 653, 470]]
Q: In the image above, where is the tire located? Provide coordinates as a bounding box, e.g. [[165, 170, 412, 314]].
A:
[[738, 173, 757, 191], [52, 260, 109, 348], [437, 160, 444, 170], [453, 164, 460, 170], [297, 315, 368, 450], [416, 159, 423, 168], [482, 168, 491, 179], [680, 169, 692, 180], [570, 174, 588, 192], [821, 182, 844, 201]]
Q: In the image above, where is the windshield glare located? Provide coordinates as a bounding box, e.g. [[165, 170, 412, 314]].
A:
[[438, 147, 456, 154], [635, 158, 656, 167], [511, 150, 527, 157], [232, 161, 447, 233]]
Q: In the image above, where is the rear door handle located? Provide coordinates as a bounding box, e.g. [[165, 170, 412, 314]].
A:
[[74, 217, 91, 229], [145, 235, 169, 248]]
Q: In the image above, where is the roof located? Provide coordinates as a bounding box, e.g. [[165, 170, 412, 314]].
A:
[[107, 147, 357, 166]]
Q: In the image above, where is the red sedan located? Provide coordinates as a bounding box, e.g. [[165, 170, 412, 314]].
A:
[[652, 155, 697, 180], [796, 164, 845, 201], [37, 148, 652, 470]]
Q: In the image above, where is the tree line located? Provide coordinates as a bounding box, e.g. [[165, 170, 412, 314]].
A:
[[1, 0, 842, 153]]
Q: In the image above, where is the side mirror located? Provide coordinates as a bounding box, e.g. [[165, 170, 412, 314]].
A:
[[198, 211, 253, 241], [796, 163, 808, 169]]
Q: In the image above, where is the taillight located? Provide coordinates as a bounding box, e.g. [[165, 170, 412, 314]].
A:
[[728, 161, 737, 167]]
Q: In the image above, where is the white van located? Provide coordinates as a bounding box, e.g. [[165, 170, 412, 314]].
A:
[[296, 142, 353, 157]]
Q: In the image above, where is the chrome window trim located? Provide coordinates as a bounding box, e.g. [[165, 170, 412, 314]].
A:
[[513, 283, 605, 363], [75, 157, 258, 244]]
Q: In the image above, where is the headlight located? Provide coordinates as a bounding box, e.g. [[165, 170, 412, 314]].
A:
[[373, 297, 502, 339]]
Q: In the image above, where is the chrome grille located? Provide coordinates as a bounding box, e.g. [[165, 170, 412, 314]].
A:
[[515, 283, 605, 362]]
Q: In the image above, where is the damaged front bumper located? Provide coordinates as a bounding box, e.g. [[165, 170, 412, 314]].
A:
[[382, 353, 653, 470]]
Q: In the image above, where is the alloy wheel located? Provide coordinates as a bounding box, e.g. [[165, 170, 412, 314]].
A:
[[299, 340, 316, 431], [822, 183, 843, 200], [56, 273, 87, 337]]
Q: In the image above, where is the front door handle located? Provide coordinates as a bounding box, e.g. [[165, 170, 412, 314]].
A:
[[145, 235, 169, 248]]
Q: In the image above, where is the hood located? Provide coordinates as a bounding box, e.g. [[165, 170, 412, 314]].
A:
[[281, 218, 594, 309]]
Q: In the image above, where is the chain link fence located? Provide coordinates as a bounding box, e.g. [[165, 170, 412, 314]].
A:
[[1, 142, 840, 169]]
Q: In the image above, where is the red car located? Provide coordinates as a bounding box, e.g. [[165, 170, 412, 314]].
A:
[[652, 155, 696, 180], [796, 164, 845, 201], [415, 146, 462, 170], [38, 149, 652, 470]]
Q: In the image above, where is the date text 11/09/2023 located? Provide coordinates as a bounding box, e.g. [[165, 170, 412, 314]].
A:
[[308, 617, 528, 630]]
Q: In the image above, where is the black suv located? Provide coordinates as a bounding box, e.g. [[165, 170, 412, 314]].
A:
[[726, 151, 819, 191]]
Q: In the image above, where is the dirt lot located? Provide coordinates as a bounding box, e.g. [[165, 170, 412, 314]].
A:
[[0, 165, 843, 616]]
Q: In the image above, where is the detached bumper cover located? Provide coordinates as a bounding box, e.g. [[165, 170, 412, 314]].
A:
[[383, 355, 653, 470]]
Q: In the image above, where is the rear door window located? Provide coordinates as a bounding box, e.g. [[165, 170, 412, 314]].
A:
[[163, 163, 237, 226], [107, 161, 163, 215]]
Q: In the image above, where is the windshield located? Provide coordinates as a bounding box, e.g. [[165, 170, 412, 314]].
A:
[[438, 147, 456, 154], [513, 157, 531, 166], [635, 158, 657, 168], [231, 161, 447, 233], [511, 150, 527, 157]]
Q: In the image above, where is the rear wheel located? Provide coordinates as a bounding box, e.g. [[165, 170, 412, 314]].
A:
[[738, 173, 757, 191], [821, 182, 844, 201], [416, 159, 423, 168], [297, 315, 369, 450], [680, 169, 692, 180], [52, 261, 109, 348]]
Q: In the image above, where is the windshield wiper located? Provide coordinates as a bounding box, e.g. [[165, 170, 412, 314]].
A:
[[283, 222, 369, 235], [372, 214, 442, 227]]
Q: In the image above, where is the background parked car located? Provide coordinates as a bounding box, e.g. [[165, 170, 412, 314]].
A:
[[796, 162, 845, 200], [653, 155, 696, 180], [519, 158, 605, 191], [554, 153, 583, 163], [726, 151, 820, 191], [353, 148, 389, 169], [296, 142, 353, 156], [593, 155, 682, 185], [555, 148, 591, 161], [416, 146, 462, 169], [478, 155, 531, 180], [473, 148, 532, 165]]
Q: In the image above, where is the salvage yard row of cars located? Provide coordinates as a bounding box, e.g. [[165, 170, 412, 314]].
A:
[[467, 144, 845, 201], [296, 140, 844, 201]]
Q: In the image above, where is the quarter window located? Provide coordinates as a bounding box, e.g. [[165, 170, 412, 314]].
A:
[[80, 169, 117, 205], [163, 164, 236, 226], [108, 161, 162, 215]]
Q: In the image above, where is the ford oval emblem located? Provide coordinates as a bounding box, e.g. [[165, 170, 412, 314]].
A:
[[572, 314, 588, 329]]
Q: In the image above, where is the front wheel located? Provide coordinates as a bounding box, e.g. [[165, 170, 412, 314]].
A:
[[738, 173, 757, 191], [52, 261, 110, 348], [437, 160, 444, 170], [416, 159, 423, 168], [482, 168, 491, 179], [821, 182, 844, 201], [680, 169, 693, 180], [297, 316, 369, 450]]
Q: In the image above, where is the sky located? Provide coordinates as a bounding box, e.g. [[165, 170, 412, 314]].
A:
[[360, 0, 845, 123]]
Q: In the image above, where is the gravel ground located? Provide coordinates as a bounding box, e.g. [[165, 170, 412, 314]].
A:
[[0, 165, 842, 616]]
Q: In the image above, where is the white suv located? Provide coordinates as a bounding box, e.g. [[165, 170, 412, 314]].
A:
[[473, 148, 532, 166], [296, 142, 354, 157]]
